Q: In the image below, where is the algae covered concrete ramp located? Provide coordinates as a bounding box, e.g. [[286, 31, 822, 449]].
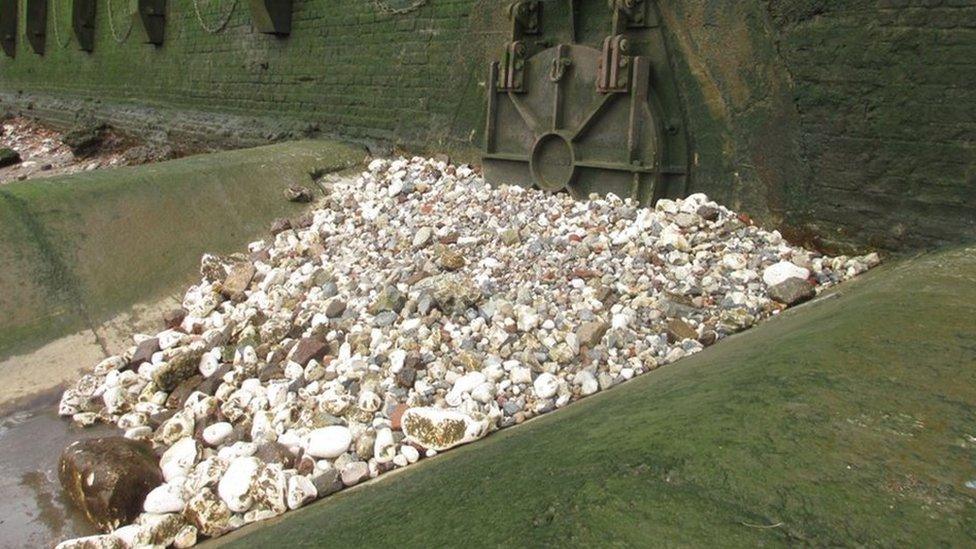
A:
[[222, 247, 976, 547], [0, 140, 364, 378]]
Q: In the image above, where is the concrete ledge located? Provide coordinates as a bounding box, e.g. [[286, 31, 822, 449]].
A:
[[0, 139, 366, 360]]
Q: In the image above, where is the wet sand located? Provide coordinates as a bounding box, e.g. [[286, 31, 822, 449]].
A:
[[0, 390, 116, 547]]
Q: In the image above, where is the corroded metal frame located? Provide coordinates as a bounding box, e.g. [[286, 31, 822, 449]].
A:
[[0, 0, 16, 58], [249, 0, 292, 36], [26, 0, 47, 54], [133, 0, 166, 45], [72, 0, 96, 52], [483, 0, 690, 204]]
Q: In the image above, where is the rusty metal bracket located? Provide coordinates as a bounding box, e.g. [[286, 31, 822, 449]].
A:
[[26, 0, 47, 55], [497, 41, 528, 93], [0, 0, 15, 58], [72, 0, 96, 52], [507, 0, 540, 38], [597, 35, 631, 94], [249, 0, 292, 36], [608, 0, 652, 28], [134, 0, 167, 45]]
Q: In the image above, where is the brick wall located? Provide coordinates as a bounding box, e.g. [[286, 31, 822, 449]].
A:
[[0, 0, 506, 152]]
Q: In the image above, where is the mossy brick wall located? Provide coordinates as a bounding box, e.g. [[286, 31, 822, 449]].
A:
[[0, 0, 973, 252], [768, 0, 976, 250], [0, 0, 505, 153]]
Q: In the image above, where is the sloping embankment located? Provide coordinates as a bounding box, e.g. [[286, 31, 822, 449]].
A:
[[220, 246, 976, 547], [0, 140, 364, 392]]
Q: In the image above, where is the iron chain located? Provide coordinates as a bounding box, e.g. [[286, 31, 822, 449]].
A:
[[192, 0, 239, 34], [50, 0, 72, 49], [372, 0, 428, 16], [107, 0, 134, 43]]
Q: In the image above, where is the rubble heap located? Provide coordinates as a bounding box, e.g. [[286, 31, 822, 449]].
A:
[[55, 157, 879, 547]]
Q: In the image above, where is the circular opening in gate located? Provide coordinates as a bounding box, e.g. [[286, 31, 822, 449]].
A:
[[530, 133, 575, 192]]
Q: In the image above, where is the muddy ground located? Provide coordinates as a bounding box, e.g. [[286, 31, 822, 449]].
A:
[[0, 117, 184, 184]]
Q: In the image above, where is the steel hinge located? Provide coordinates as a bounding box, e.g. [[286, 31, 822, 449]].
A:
[[497, 41, 528, 93], [508, 0, 541, 37], [597, 35, 631, 94]]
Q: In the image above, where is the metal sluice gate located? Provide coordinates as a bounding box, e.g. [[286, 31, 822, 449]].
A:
[[483, 0, 690, 205]]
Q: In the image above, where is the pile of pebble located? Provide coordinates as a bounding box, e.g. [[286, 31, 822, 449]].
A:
[[55, 157, 879, 548]]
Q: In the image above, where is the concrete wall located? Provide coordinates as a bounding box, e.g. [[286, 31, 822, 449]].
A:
[[0, 0, 973, 252], [0, 140, 364, 360]]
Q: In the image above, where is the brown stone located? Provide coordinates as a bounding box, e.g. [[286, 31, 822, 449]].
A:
[[284, 185, 314, 203], [59, 437, 163, 532], [128, 337, 160, 370], [395, 366, 417, 388], [196, 364, 232, 396], [254, 442, 297, 469], [148, 409, 178, 429], [768, 277, 816, 306], [666, 318, 699, 343], [438, 231, 459, 245], [390, 403, 409, 431], [270, 218, 292, 235], [576, 321, 610, 349], [290, 337, 328, 366], [220, 262, 255, 299], [163, 308, 187, 331], [165, 374, 203, 408], [152, 347, 205, 392], [698, 330, 718, 347]]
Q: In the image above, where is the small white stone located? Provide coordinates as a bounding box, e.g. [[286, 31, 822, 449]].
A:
[[203, 422, 234, 447], [413, 227, 433, 248], [373, 428, 396, 464], [173, 525, 198, 549], [305, 426, 353, 458], [287, 475, 318, 510], [575, 370, 599, 396], [509, 366, 533, 384], [160, 438, 198, 482], [401, 445, 420, 464], [218, 456, 261, 513], [533, 373, 559, 399], [143, 483, 185, 514]]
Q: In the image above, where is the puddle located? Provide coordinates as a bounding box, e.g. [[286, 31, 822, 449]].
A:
[[0, 391, 117, 547]]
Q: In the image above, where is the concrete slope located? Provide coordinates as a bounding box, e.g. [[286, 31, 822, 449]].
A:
[[220, 246, 976, 547], [0, 140, 365, 362]]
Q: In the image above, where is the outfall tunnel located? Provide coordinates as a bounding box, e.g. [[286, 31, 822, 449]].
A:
[[0, 0, 972, 252]]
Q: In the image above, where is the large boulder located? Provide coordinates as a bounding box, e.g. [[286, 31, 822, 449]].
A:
[[63, 123, 108, 158], [400, 407, 489, 451], [0, 147, 21, 168], [59, 437, 163, 531]]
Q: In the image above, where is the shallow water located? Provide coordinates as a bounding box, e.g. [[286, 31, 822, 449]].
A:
[[0, 391, 117, 547]]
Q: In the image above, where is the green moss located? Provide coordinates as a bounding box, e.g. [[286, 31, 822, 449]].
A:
[[222, 246, 976, 547]]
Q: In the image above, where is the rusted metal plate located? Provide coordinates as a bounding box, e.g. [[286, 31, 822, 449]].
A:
[[135, 0, 166, 45], [26, 0, 47, 55], [72, 0, 96, 52], [483, 0, 689, 205], [249, 0, 292, 36], [0, 0, 16, 58]]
